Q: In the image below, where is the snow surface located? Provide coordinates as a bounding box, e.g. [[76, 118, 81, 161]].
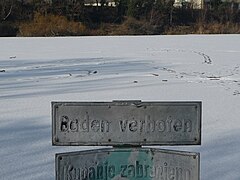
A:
[[0, 35, 240, 180]]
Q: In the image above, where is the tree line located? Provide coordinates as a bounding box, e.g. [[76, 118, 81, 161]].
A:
[[0, 0, 240, 36]]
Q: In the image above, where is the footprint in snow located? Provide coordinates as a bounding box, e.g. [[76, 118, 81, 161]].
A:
[[233, 90, 240, 96], [9, 56, 16, 59]]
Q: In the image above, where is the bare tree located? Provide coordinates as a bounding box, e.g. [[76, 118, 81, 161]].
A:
[[0, 0, 13, 21]]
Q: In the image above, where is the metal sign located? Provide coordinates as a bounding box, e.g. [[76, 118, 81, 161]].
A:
[[56, 148, 200, 180], [52, 101, 201, 146]]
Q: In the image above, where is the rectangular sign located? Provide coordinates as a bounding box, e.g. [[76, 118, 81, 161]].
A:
[[56, 148, 200, 180], [52, 101, 201, 146]]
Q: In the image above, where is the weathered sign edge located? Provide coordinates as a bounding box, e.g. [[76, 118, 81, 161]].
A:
[[55, 147, 200, 158]]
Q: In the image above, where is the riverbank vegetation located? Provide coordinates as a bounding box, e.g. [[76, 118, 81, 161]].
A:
[[1, 0, 239, 36]]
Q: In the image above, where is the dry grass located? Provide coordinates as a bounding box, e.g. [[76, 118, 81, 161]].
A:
[[18, 13, 240, 36], [108, 17, 156, 35], [19, 13, 87, 37], [166, 22, 240, 35], [196, 22, 240, 34]]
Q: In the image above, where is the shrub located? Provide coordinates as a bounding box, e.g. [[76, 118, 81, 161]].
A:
[[165, 25, 195, 35], [19, 13, 88, 36], [165, 22, 240, 35], [109, 17, 158, 35], [195, 22, 240, 34]]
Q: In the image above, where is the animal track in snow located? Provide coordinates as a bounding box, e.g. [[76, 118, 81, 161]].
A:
[[148, 48, 213, 64], [192, 51, 212, 64], [233, 90, 240, 96], [149, 48, 240, 96]]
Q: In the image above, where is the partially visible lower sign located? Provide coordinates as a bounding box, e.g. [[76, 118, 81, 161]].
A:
[[52, 101, 201, 146], [56, 148, 200, 180]]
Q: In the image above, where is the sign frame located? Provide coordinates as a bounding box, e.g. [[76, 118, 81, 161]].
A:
[[52, 101, 201, 146]]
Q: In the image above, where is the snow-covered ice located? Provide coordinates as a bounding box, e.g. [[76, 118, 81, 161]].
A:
[[0, 35, 240, 179]]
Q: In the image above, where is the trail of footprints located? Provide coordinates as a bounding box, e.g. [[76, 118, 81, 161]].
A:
[[1, 52, 239, 96], [149, 48, 240, 96]]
